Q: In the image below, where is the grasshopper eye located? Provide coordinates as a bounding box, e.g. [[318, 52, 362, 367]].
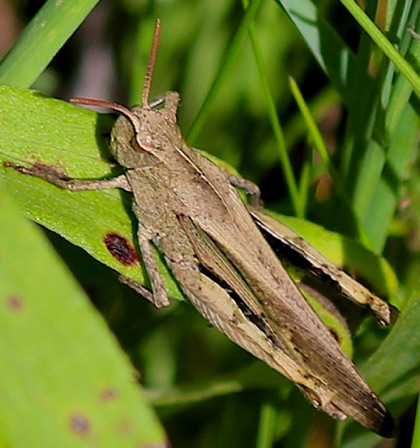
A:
[[133, 132, 155, 152]]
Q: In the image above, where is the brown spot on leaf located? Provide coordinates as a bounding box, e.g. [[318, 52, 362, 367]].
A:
[[6, 295, 23, 312], [104, 233, 138, 265], [117, 418, 133, 434], [100, 388, 118, 402], [69, 413, 90, 435]]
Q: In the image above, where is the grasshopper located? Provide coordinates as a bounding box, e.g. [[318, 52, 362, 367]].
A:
[[5, 20, 397, 437]]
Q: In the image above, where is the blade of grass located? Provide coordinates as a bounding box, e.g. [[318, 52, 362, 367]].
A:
[[275, 0, 355, 103], [283, 87, 341, 153], [256, 400, 278, 448], [282, 0, 419, 252], [340, 0, 420, 92], [412, 393, 420, 448], [0, 0, 100, 88], [360, 103, 419, 251], [186, 0, 264, 143], [241, 0, 301, 217], [288, 76, 372, 248], [349, 3, 419, 251]]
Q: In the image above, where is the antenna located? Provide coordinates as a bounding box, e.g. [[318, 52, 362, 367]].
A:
[[70, 19, 162, 119], [142, 19, 161, 109], [70, 97, 140, 124]]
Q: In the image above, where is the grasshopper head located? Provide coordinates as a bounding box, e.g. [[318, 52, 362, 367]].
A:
[[70, 19, 181, 168], [108, 93, 181, 168]]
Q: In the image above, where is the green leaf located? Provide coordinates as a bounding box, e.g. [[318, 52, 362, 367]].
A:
[[0, 185, 167, 447]]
